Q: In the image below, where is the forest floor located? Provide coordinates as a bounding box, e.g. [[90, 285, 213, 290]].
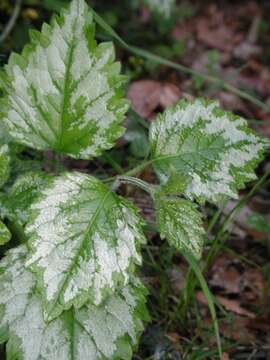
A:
[[1, 0, 270, 359]]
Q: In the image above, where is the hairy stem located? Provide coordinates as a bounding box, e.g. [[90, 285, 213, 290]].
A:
[[113, 175, 157, 196]]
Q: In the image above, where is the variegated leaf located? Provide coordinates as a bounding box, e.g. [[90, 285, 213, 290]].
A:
[[156, 196, 205, 258], [0, 144, 10, 188], [0, 220, 11, 245], [26, 172, 146, 321], [5, 171, 51, 226], [150, 99, 269, 203], [1, 0, 128, 159], [0, 246, 148, 360]]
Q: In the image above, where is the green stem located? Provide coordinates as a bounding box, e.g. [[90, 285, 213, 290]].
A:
[[104, 159, 154, 183], [102, 152, 124, 174], [182, 251, 222, 359], [124, 160, 154, 177], [114, 175, 157, 196], [205, 169, 270, 268]]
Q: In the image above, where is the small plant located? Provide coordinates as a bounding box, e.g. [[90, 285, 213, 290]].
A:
[[0, 0, 268, 359]]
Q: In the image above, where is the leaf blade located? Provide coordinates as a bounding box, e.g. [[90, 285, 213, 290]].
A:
[[0, 144, 10, 188], [0, 220, 11, 245], [156, 196, 205, 259], [150, 99, 269, 203], [0, 246, 148, 360], [25, 172, 146, 321], [5, 171, 52, 226], [1, 0, 129, 159]]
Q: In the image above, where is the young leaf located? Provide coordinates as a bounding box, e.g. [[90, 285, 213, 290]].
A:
[[0, 246, 148, 360], [156, 196, 205, 259], [1, 0, 129, 159], [0, 220, 11, 245], [0, 144, 10, 188], [25, 172, 146, 321], [150, 99, 269, 203]]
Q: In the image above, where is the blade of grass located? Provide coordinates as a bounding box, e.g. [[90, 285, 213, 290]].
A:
[[206, 168, 270, 267], [90, 7, 270, 114], [182, 251, 222, 359]]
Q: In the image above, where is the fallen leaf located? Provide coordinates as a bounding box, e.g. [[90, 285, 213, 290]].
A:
[[242, 268, 266, 302], [197, 292, 255, 318], [216, 91, 251, 115], [159, 83, 181, 108], [127, 80, 162, 118], [127, 80, 181, 118], [168, 265, 187, 294], [216, 295, 256, 318], [222, 353, 230, 360], [219, 318, 256, 343], [196, 19, 235, 53], [208, 253, 243, 294]]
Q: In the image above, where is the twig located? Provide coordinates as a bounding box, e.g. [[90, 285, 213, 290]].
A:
[[0, 0, 22, 44]]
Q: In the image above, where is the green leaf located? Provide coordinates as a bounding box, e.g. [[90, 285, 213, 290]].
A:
[[0, 144, 10, 188], [0, 246, 148, 360], [124, 118, 150, 159], [0, 220, 11, 245], [156, 196, 205, 259], [25, 172, 146, 321], [150, 99, 269, 203], [43, 0, 70, 12], [143, 0, 175, 18], [159, 170, 191, 195], [1, 0, 129, 159], [247, 213, 270, 234], [5, 171, 52, 226]]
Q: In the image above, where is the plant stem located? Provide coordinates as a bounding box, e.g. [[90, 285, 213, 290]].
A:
[[114, 175, 157, 196], [182, 251, 223, 359], [104, 159, 154, 183], [0, 0, 22, 44], [102, 152, 124, 174]]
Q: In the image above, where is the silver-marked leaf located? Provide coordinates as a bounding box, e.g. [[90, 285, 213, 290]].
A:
[[25, 172, 146, 321], [150, 99, 269, 203], [0, 246, 148, 360], [1, 0, 129, 159], [5, 171, 52, 226], [143, 0, 175, 18], [0, 144, 10, 188], [156, 196, 205, 259], [0, 220, 11, 245]]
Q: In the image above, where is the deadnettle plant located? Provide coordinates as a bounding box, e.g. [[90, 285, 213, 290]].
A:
[[0, 0, 268, 359]]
